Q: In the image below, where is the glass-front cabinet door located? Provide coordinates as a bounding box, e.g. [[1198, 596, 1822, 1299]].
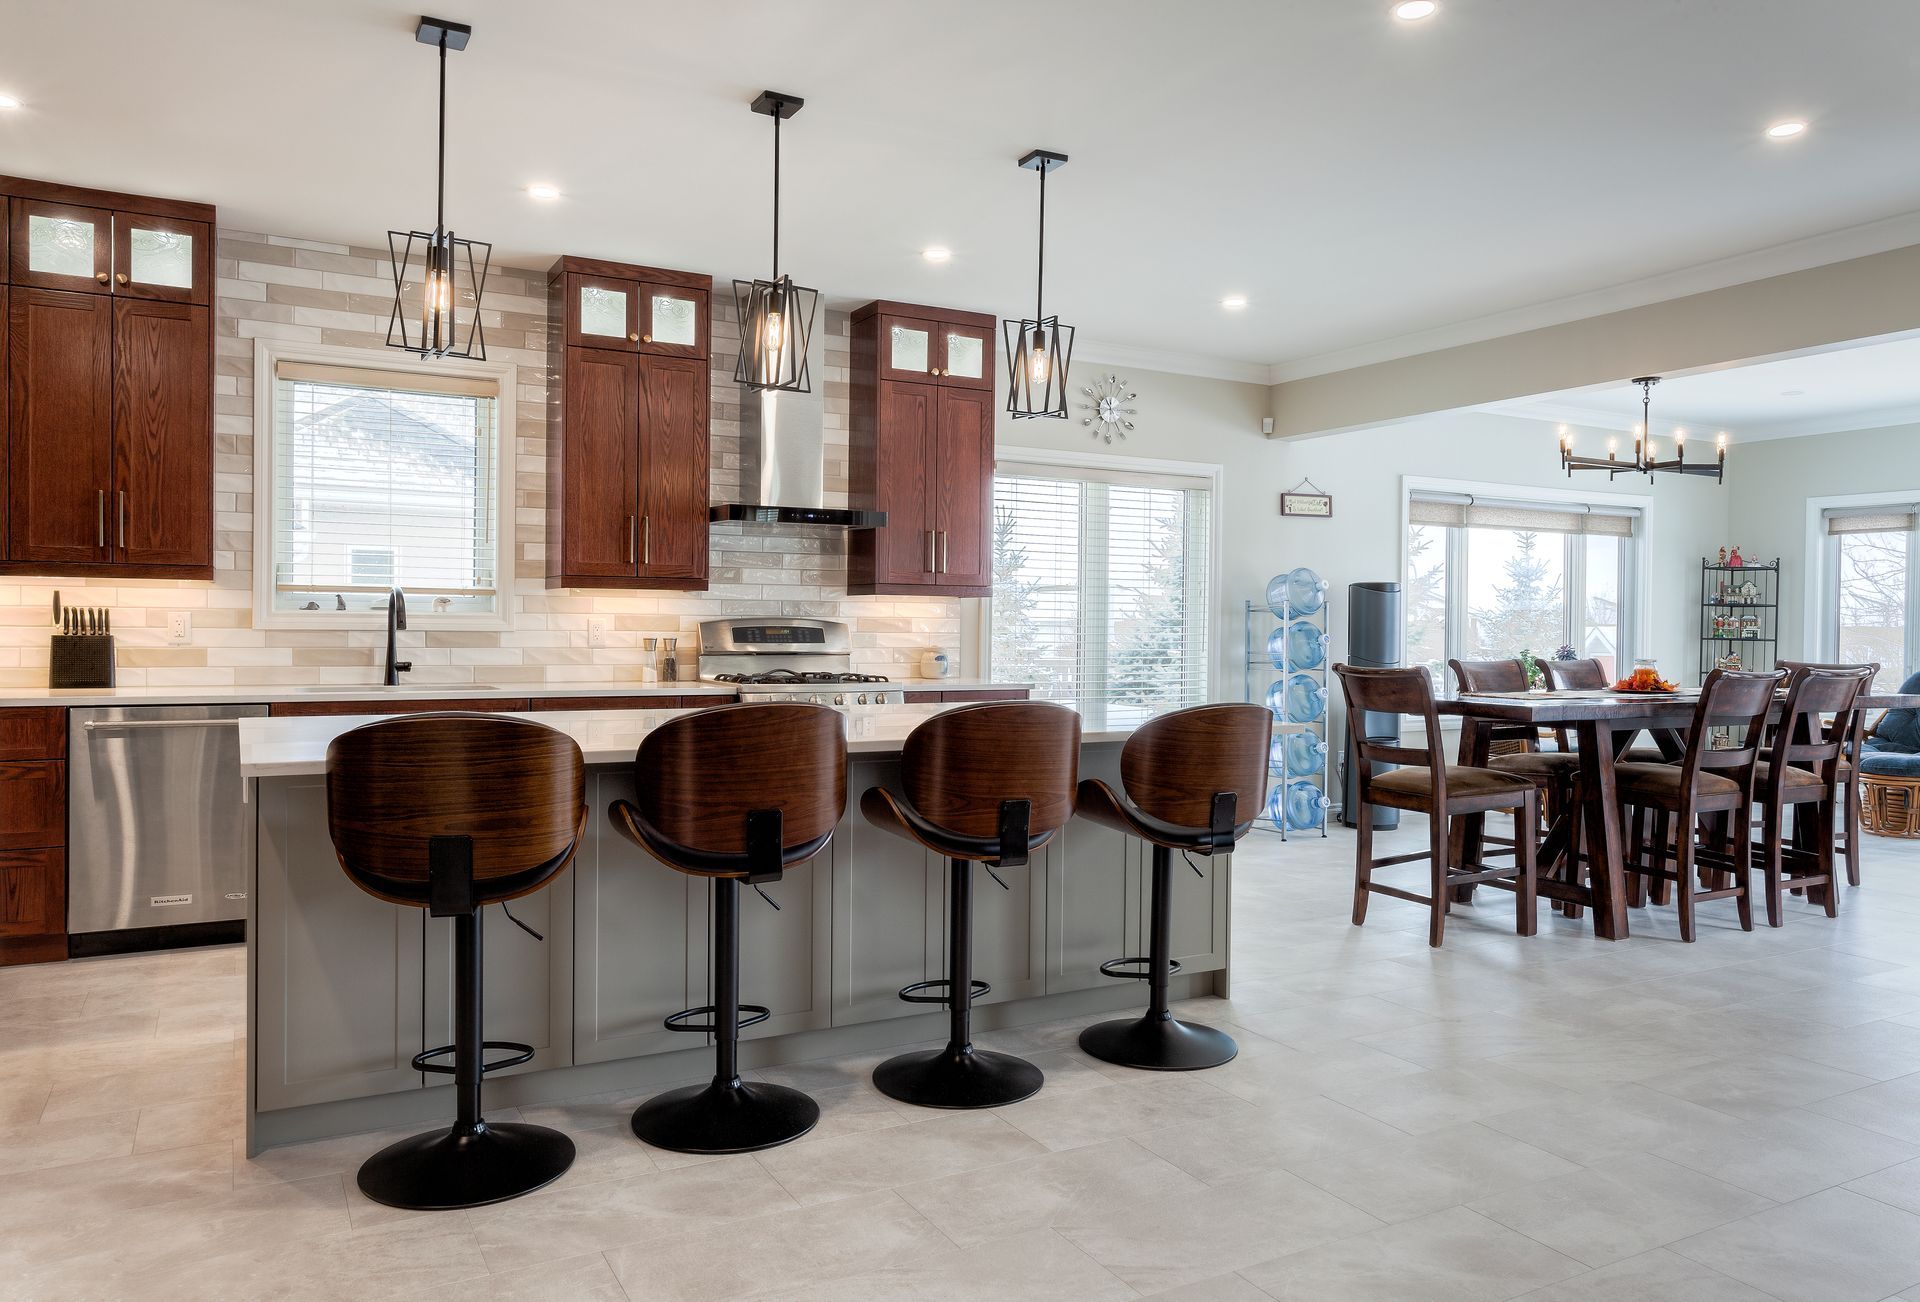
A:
[[636, 283, 707, 360], [10, 199, 112, 293], [112, 216, 210, 304], [936, 319, 992, 390], [566, 274, 640, 350], [877, 313, 937, 384]]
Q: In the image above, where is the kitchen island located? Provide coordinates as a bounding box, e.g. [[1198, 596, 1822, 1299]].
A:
[[238, 704, 1233, 1152]]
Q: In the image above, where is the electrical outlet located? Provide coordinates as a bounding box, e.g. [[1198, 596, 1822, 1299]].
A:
[[587, 617, 608, 648], [166, 612, 192, 645]]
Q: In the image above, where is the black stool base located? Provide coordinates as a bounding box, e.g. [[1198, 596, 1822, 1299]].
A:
[[631, 1078, 819, 1155], [873, 1045, 1044, 1109], [357, 1121, 574, 1210], [1079, 1013, 1238, 1071]]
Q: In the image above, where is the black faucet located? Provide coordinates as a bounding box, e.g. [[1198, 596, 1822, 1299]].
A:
[[384, 587, 412, 685]]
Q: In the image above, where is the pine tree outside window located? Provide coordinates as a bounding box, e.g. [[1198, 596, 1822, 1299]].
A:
[[989, 457, 1215, 729]]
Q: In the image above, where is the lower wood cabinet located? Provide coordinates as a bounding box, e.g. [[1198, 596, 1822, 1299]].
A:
[[0, 707, 67, 965]]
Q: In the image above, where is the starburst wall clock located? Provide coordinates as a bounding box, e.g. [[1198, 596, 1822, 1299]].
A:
[[1079, 374, 1138, 444]]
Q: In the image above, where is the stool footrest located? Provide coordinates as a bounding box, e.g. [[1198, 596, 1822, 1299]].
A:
[[410, 1040, 535, 1076], [897, 978, 990, 1006], [663, 1004, 772, 1034], [1098, 955, 1183, 981]]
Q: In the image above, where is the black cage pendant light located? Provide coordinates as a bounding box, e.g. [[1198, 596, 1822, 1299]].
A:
[[735, 91, 820, 393], [386, 16, 491, 361], [1004, 149, 1074, 419]]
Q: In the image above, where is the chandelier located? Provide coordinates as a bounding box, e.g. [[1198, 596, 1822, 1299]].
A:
[[1560, 377, 1726, 483]]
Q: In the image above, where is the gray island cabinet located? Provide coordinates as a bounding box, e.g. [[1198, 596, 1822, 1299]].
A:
[[242, 706, 1231, 1152]]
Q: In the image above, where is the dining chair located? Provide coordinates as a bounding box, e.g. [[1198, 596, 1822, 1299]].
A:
[[1753, 666, 1871, 925], [1334, 664, 1539, 948], [1448, 658, 1574, 866], [1612, 668, 1783, 942], [1776, 659, 1878, 887]]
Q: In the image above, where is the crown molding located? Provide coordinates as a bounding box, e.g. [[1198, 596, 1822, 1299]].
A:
[[1070, 337, 1273, 386], [1266, 208, 1920, 385]]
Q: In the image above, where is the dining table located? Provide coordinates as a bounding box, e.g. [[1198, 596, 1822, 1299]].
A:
[[1438, 686, 1920, 940]]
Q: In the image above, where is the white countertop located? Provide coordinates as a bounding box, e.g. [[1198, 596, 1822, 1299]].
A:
[[0, 682, 740, 710], [239, 702, 1123, 778]]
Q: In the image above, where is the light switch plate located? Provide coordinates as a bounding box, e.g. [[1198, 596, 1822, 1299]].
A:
[[166, 612, 192, 645]]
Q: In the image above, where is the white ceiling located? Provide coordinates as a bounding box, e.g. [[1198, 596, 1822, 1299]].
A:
[[1487, 333, 1920, 442], [4, 0, 1920, 379]]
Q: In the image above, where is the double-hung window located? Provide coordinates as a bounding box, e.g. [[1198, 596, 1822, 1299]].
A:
[[254, 343, 514, 626], [990, 458, 1214, 728], [1406, 491, 1639, 691], [1821, 503, 1918, 688]]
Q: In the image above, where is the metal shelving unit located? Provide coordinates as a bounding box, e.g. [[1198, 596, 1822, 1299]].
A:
[[1698, 558, 1780, 683], [1245, 595, 1330, 840]]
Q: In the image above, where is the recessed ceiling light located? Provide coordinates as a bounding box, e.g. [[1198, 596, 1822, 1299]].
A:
[[1765, 119, 1807, 140], [526, 182, 562, 201], [0, 93, 21, 111], [1391, 1, 1438, 21], [1220, 295, 1249, 310], [921, 246, 952, 263]]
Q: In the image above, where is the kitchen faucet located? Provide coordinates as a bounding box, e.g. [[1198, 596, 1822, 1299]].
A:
[[384, 587, 412, 685]]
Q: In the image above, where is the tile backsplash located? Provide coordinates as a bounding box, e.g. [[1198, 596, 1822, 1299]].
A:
[[0, 231, 960, 689]]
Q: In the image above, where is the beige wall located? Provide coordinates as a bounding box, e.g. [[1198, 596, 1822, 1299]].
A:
[[0, 230, 957, 689]]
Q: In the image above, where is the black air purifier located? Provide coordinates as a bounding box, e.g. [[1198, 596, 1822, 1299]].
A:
[[1341, 581, 1403, 830]]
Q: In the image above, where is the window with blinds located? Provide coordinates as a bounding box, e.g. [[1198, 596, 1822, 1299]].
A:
[[269, 360, 501, 617], [1823, 503, 1918, 688], [991, 462, 1212, 728]]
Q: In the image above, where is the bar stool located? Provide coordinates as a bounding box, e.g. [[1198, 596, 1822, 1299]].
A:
[[325, 713, 586, 1210], [1752, 666, 1871, 925], [609, 703, 846, 1153], [862, 701, 1082, 1108], [1075, 703, 1271, 1070]]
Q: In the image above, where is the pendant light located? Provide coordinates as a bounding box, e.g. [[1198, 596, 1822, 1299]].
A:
[[735, 91, 820, 393], [1003, 149, 1074, 419], [386, 16, 491, 361], [1559, 376, 1727, 483]]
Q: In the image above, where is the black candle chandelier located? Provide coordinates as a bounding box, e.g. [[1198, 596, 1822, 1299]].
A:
[[1004, 149, 1074, 419], [386, 16, 491, 361], [735, 91, 820, 393], [1559, 376, 1727, 483]]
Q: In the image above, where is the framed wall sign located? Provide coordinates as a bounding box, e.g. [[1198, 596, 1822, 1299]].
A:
[[1281, 480, 1333, 518]]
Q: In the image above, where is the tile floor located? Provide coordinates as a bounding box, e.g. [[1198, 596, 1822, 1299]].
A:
[[8, 818, 1920, 1299]]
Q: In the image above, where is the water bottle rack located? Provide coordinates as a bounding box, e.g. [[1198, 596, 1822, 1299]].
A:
[[1244, 596, 1330, 840]]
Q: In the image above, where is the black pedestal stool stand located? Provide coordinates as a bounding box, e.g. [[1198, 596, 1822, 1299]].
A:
[[1076, 703, 1272, 1070], [861, 701, 1083, 1108], [325, 713, 587, 1209], [609, 703, 848, 1153]]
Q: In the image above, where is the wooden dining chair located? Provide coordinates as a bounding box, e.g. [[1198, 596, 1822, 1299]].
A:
[[1612, 668, 1783, 942], [1448, 658, 1574, 870], [1753, 667, 1871, 925], [1334, 664, 1538, 947], [1777, 659, 1878, 888]]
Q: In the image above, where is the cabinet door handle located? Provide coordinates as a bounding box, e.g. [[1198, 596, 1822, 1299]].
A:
[[97, 489, 105, 547], [642, 334, 652, 344], [939, 531, 948, 574], [114, 272, 129, 286], [643, 516, 651, 565], [628, 332, 640, 343], [94, 271, 110, 284], [118, 491, 126, 548], [925, 530, 935, 573], [627, 515, 636, 565]]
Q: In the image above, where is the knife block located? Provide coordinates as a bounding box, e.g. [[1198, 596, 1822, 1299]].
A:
[[49, 635, 115, 688]]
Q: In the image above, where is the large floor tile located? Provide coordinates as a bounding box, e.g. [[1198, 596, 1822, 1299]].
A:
[[1133, 1092, 1404, 1184], [1808, 1071, 1920, 1143], [1287, 1123, 1582, 1224], [417, 1251, 630, 1302], [1638, 1050, 1875, 1119], [1659, 1107, 1919, 1200], [1670, 1187, 1920, 1302], [775, 1226, 1136, 1301], [1476, 1082, 1742, 1166], [752, 1110, 1043, 1204], [0, 1108, 139, 1175], [1512, 1247, 1780, 1301], [1240, 1205, 1584, 1301], [992, 1071, 1255, 1152], [1324, 1063, 1582, 1136]]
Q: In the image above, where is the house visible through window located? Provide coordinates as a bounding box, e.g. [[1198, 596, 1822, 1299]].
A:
[[990, 460, 1212, 728], [1823, 504, 1917, 690], [267, 359, 503, 618], [1406, 492, 1637, 690]]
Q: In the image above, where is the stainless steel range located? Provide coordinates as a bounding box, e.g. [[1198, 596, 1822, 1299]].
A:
[[699, 618, 904, 705]]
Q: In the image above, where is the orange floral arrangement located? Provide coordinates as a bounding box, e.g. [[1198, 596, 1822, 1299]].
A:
[[1610, 665, 1679, 693]]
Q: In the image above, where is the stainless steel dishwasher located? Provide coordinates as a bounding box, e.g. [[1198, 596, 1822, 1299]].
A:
[[68, 703, 268, 947]]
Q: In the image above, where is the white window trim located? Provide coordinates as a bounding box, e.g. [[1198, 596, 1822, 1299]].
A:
[[251, 337, 518, 632], [1400, 474, 1653, 685], [1806, 487, 1920, 667], [975, 446, 1225, 701]]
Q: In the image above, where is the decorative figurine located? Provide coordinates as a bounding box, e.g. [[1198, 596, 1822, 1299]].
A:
[[1728, 546, 1744, 568], [1718, 546, 1727, 565]]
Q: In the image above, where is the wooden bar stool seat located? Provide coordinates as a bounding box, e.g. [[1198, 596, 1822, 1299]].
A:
[[609, 703, 847, 1154], [326, 713, 586, 1210], [1751, 666, 1870, 926], [1074, 704, 1270, 1071], [862, 702, 1081, 1108]]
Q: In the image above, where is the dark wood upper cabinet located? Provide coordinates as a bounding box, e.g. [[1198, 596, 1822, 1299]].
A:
[[547, 256, 712, 591], [8, 289, 114, 566], [849, 300, 997, 597], [1, 176, 215, 580]]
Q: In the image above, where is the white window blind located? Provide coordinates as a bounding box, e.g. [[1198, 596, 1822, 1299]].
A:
[[991, 462, 1211, 728], [1826, 506, 1918, 535], [270, 361, 500, 615], [1409, 492, 1637, 537]]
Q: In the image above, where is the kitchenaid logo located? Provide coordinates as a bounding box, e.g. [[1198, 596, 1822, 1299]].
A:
[[150, 894, 194, 907]]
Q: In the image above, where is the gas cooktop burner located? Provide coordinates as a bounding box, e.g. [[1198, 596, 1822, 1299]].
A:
[[711, 670, 892, 686]]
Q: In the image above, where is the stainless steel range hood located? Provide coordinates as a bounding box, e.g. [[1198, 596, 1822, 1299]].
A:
[[709, 308, 884, 528]]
